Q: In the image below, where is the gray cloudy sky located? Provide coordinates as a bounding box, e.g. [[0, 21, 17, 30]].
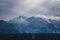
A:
[[0, 0, 60, 21]]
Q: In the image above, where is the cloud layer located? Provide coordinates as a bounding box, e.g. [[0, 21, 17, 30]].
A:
[[0, 0, 60, 21]]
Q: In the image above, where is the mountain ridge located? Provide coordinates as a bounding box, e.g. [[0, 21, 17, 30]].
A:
[[9, 16, 60, 33]]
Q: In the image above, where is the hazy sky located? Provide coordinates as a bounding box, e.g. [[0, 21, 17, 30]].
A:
[[0, 0, 60, 21]]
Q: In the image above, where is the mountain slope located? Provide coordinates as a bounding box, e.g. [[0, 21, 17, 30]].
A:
[[48, 19, 60, 32], [0, 20, 19, 34], [9, 16, 60, 33]]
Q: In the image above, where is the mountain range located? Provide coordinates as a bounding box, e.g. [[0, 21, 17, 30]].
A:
[[0, 16, 60, 33], [9, 16, 60, 33]]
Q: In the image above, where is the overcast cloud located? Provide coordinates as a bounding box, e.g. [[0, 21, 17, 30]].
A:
[[0, 0, 60, 21]]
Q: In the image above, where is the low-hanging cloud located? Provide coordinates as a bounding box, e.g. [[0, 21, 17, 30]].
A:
[[0, 0, 60, 21]]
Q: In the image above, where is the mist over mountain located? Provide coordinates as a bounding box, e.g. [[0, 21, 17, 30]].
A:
[[0, 16, 60, 33], [9, 16, 60, 33], [0, 0, 60, 33]]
